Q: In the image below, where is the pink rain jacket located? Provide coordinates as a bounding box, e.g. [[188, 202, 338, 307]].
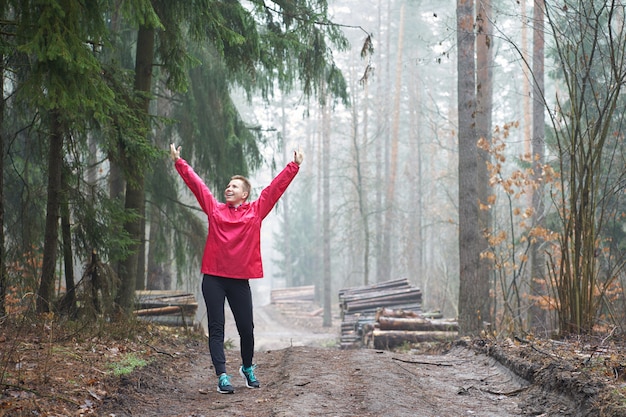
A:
[[175, 158, 300, 279]]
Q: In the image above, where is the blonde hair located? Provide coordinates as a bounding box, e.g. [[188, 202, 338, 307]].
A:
[[231, 175, 251, 200]]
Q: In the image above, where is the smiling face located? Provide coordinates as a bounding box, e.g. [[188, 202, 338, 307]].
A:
[[224, 177, 250, 206]]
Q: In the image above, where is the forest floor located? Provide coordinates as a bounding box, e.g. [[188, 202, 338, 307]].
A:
[[2, 301, 626, 416]]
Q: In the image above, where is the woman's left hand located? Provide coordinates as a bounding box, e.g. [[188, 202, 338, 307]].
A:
[[294, 147, 304, 165]]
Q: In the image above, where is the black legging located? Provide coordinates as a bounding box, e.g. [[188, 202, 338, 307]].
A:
[[202, 274, 255, 376]]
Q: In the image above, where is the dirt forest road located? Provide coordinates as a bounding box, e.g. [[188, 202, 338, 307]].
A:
[[97, 304, 585, 417]]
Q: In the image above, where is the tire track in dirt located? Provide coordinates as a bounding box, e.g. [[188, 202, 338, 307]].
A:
[[266, 346, 529, 417]]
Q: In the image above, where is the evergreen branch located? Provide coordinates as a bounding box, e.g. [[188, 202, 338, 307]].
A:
[[251, 0, 371, 37], [153, 196, 204, 214]]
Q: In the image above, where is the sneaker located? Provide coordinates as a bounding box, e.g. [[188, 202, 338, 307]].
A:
[[217, 373, 234, 394], [239, 364, 260, 388]]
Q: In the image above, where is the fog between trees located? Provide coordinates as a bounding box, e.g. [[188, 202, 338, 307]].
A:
[[3, 0, 626, 338]]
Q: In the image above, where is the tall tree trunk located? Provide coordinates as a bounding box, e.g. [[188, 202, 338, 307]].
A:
[[529, 0, 546, 331], [521, 0, 532, 158], [281, 96, 293, 287], [142, 208, 153, 291], [117, 26, 154, 313], [0, 55, 5, 316], [59, 167, 76, 315], [315, 108, 322, 304], [322, 94, 332, 327], [106, 0, 125, 227], [146, 204, 169, 290], [457, 0, 488, 335], [354, 76, 370, 286], [399, 58, 424, 290], [361, 75, 371, 287], [37, 111, 64, 313], [520, 0, 534, 331], [109, 151, 125, 201], [379, 1, 405, 282], [406, 43, 422, 287], [374, 0, 390, 282], [118, 172, 145, 311], [476, 0, 494, 327], [137, 212, 147, 290]]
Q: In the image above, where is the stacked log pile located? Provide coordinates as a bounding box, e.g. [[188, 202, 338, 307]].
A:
[[339, 278, 458, 349], [338, 278, 422, 349], [134, 290, 198, 327], [363, 308, 458, 350], [270, 285, 324, 320]]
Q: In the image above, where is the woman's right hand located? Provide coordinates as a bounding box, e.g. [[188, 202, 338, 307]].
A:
[[170, 143, 181, 161]]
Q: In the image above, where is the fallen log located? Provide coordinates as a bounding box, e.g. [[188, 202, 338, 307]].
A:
[[368, 330, 458, 350], [422, 310, 444, 319], [134, 305, 193, 316], [375, 307, 420, 320], [338, 278, 411, 299], [375, 308, 443, 320], [271, 285, 315, 303], [377, 317, 458, 332], [308, 307, 323, 317], [343, 292, 422, 313], [135, 291, 198, 310], [138, 294, 196, 304], [341, 287, 421, 306]]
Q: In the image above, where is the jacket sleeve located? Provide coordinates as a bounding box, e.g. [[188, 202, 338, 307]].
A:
[[255, 162, 300, 219], [174, 158, 217, 215]]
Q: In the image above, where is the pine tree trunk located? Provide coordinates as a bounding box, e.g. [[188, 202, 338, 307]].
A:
[[0, 56, 5, 316], [457, 0, 488, 335], [379, 2, 405, 283], [37, 111, 64, 313], [322, 91, 332, 328], [353, 80, 371, 287], [117, 25, 154, 313], [137, 209, 147, 291], [146, 203, 169, 290], [374, 0, 390, 283], [281, 97, 293, 286], [529, 0, 546, 330], [406, 32, 423, 288], [349, 63, 371, 287], [476, 0, 494, 327], [521, 0, 532, 158], [361, 75, 371, 286], [60, 168, 76, 315], [518, 4, 535, 329]]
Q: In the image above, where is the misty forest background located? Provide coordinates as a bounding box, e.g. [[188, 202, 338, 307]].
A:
[[2, 0, 626, 339]]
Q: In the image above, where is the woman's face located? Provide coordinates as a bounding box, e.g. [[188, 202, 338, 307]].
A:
[[224, 179, 249, 206]]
